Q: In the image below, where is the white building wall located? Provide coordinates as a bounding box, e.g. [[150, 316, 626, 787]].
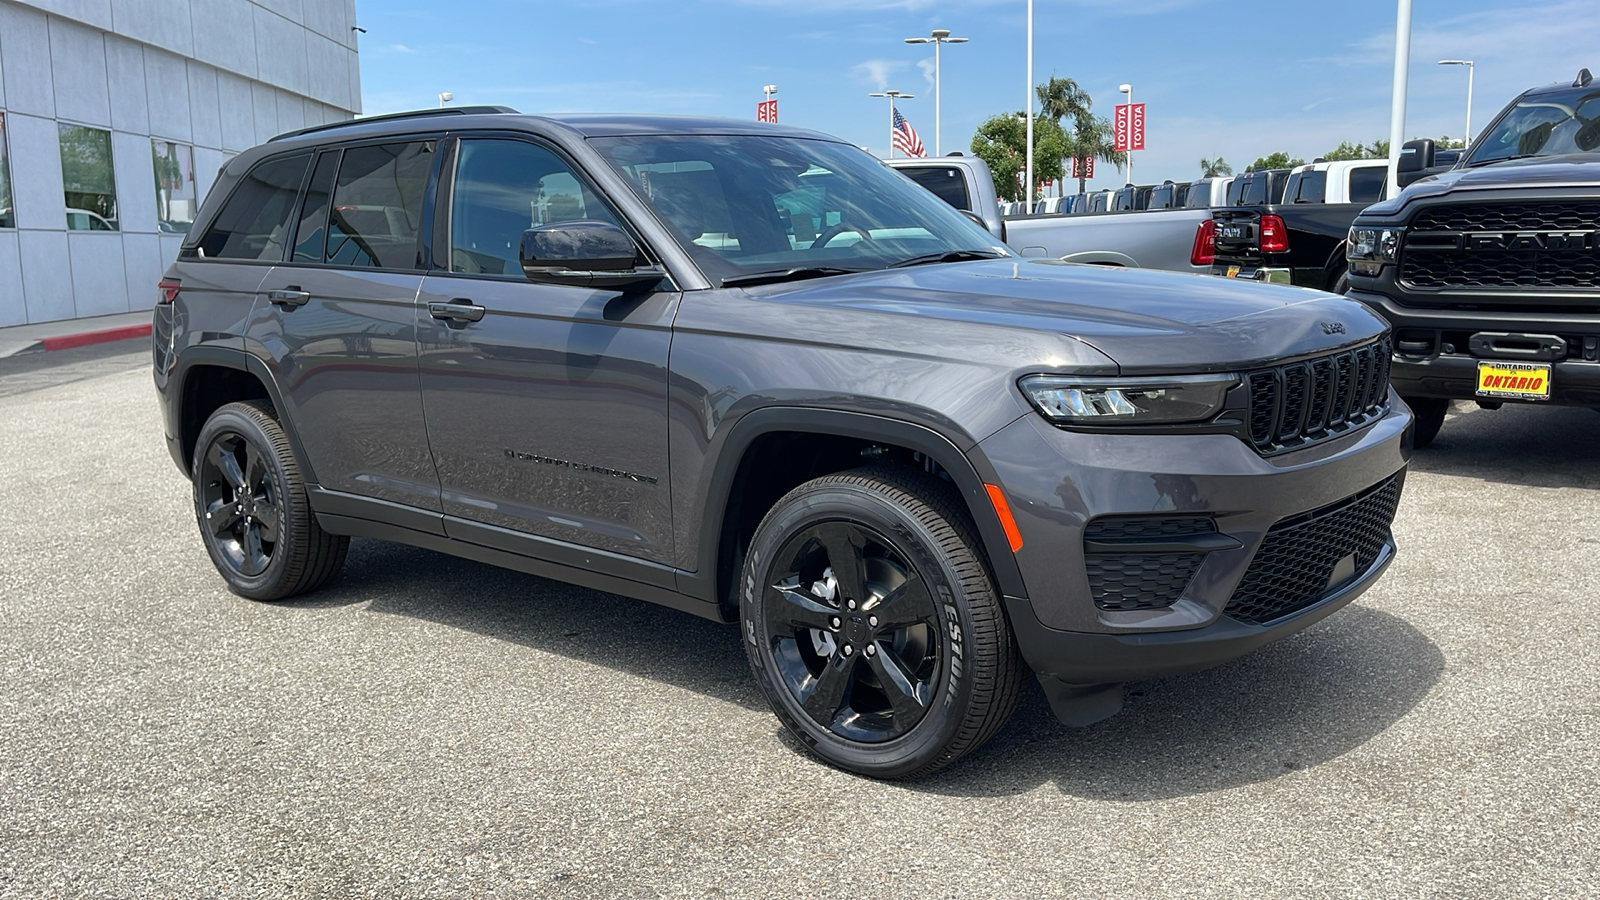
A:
[[0, 0, 360, 326]]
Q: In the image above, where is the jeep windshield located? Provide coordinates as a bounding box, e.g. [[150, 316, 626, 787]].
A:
[[1466, 87, 1600, 166], [589, 133, 1011, 286]]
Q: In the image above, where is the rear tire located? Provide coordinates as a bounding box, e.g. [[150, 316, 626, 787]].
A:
[[1404, 396, 1450, 450], [192, 400, 348, 601], [739, 465, 1025, 779]]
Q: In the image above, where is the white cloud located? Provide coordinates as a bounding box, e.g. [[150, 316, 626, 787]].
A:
[[850, 59, 909, 92], [917, 57, 937, 93]]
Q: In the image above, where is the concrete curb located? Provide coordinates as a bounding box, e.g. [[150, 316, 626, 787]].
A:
[[0, 323, 152, 359]]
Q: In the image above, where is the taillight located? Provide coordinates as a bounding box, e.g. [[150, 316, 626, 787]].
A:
[[1191, 219, 1216, 266], [1259, 215, 1289, 254], [158, 279, 181, 304]]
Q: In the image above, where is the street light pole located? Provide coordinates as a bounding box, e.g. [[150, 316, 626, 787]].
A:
[[1386, 0, 1413, 196], [438, 91, 453, 108], [905, 28, 968, 157], [869, 90, 914, 158], [1119, 83, 1133, 189], [1438, 59, 1475, 144], [1025, 0, 1034, 213]]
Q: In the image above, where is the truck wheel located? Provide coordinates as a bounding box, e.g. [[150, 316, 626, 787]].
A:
[[192, 400, 349, 601], [1404, 396, 1449, 449], [739, 466, 1024, 779]]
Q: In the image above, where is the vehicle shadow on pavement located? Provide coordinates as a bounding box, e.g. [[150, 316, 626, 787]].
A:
[[917, 605, 1444, 800], [1408, 402, 1600, 490], [312, 537, 769, 712]]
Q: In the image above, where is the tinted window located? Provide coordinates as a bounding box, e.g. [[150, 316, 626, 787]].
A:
[[1185, 180, 1212, 208], [449, 139, 620, 277], [1348, 166, 1387, 203], [1173, 183, 1190, 207], [1239, 174, 1267, 205], [1225, 178, 1244, 206], [326, 142, 432, 270], [1467, 87, 1600, 166], [1290, 170, 1327, 203], [60, 124, 118, 230], [292, 150, 338, 263], [196, 153, 310, 260], [0, 112, 15, 228], [899, 166, 972, 211]]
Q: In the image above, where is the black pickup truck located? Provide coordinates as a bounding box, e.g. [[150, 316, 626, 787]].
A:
[[1345, 68, 1600, 447]]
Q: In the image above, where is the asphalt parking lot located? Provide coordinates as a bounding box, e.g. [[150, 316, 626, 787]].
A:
[[1, 342, 1596, 898]]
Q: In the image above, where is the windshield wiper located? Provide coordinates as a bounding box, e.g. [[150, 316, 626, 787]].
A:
[[886, 250, 1008, 268], [720, 267, 865, 288]]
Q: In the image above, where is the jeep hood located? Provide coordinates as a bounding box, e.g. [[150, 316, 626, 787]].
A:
[[748, 259, 1388, 373]]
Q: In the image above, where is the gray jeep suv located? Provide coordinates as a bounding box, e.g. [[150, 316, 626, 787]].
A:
[[153, 108, 1413, 778]]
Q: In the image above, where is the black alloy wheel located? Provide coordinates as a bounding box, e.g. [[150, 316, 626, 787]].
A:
[[192, 400, 348, 601], [199, 431, 279, 577], [742, 466, 1024, 779], [764, 521, 942, 743]]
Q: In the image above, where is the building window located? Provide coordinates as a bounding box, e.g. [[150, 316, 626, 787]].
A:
[[59, 123, 118, 231], [0, 112, 14, 229], [152, 140, 197, 234]]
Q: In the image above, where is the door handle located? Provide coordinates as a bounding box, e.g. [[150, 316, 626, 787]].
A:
[[428, 299, 487, 323], [268, 287, 310, 308]]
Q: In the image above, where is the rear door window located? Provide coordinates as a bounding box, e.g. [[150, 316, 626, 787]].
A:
[[194, 152, 311, 260], [1348, 166, 1387, 203], [325, 141, 433, 270], [898, 166, 972, 211], [1290, 171, 1327, 203]]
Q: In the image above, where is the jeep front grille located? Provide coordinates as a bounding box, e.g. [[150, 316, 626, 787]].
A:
[[1224, 475, 1402, 625], [1244, 338, 1391, 455]]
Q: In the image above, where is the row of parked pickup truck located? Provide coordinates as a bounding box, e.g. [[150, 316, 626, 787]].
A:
[[889, 66, 1600, 448]]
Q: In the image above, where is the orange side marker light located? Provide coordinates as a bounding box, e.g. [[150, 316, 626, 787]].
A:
[[984, 484, 1024, 553]]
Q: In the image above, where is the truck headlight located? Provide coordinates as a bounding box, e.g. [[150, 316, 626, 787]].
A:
[[1020, 374, 1238, 425], [1347, 226, 1401, 276]]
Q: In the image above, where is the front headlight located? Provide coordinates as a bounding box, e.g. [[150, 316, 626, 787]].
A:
[[1347, 226, 1401, 276], [1020, 373, 1238, 425]]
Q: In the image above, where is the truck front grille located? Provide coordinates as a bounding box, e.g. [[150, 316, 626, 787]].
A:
[[1223, 475, 1401, 625], [1400, 201, 1600, 291], [1245, 338, 1391, 455]]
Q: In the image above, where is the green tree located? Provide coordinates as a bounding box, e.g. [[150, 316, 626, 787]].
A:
[[970, 113, 1070, 202], [1324, 141, 1370, 161], [1247, 151, 1305, 172], [1036, 76, 1091, 195], [1435, 136, 1466, 149], [1199, 156, 1232, 177]]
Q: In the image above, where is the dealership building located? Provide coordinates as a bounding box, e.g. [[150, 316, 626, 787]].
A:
[[0, 0, 361, 326]]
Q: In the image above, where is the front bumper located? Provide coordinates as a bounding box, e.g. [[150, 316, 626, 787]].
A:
[[977, 398, 1411, 685], [1347, 287, 1600, 406]]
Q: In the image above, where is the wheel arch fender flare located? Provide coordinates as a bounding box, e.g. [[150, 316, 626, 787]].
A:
[[172, 345, 317, 484], [689, 406, 1029, 604]]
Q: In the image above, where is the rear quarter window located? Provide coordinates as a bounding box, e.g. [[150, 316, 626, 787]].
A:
[[194, 153, 311, 260], [899, 166, 972, 211], [1348, 166, 1387, 203]]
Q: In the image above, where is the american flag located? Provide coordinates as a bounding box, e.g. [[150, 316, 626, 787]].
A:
[[892, 109, 926, 158]]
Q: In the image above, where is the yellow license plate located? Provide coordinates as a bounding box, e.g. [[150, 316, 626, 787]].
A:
[[1477, 361, 1552, 400], [1226, 266, 1242, 278]]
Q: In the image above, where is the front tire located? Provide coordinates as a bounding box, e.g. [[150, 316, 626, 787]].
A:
[[1404, 396, 1450, 449], [740, 466, 1024, 779], [192, 400, 348, 601]]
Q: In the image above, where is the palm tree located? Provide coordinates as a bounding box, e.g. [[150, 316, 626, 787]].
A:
[[1069, 115, 1126, 194], [1199, 157, 1233, 177], [1036, 77, 1091, 197]]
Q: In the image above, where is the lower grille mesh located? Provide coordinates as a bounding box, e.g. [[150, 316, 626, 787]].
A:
[[1224, 476, 1402, 625], [1084, 516, 1213, 612]]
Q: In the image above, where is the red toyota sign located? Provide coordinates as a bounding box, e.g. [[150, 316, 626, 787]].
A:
[[757, 100, 778, 123], [1114, 103, 1146, 152], [1071, 156, 1094, 179]]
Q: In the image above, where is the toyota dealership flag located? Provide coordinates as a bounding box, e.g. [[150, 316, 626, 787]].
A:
[[892, 110, 927, 158], [1113, 103, 1146, 152]]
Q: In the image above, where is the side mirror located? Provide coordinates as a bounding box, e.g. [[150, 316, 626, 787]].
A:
[[1396, 139, 1435, 188], [519, 221, 665, 290]]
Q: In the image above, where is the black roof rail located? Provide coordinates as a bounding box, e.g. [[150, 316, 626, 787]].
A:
[[269, 105, 521, 142]]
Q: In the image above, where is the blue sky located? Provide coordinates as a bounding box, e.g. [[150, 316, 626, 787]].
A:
[[354, 0, 1599, 190]]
